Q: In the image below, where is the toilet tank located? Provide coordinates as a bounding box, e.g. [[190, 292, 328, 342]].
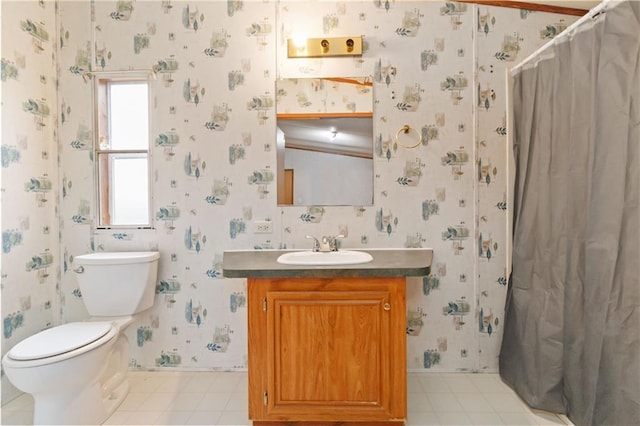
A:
[[74, 252, 160, 317]]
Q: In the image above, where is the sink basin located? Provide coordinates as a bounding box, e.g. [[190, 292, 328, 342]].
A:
[[277, 250, 373, 266]]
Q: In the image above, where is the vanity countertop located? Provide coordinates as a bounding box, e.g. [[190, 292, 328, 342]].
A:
[[222, 248, 432, 278]]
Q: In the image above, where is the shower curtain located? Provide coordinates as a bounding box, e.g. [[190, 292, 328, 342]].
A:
[[500, 1, 639, 425]]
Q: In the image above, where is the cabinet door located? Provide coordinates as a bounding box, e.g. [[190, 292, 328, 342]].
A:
[[248, 277, 406, 422]]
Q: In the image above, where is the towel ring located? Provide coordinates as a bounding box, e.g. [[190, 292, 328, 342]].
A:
[[395, 125, 422, 149]]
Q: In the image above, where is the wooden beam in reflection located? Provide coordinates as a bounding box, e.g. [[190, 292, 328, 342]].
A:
[[457, 0, 589, 16], [277, 112, 373, 120]]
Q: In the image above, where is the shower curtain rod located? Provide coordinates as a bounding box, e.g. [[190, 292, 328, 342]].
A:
[[510, 0, 610, 75]]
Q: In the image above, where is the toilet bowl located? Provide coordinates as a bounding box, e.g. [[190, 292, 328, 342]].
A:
[[2, 251, 159, 425], [2, 322, 121, 424]]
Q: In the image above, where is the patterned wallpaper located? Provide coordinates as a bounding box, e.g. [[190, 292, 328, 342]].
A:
[[1, 0, 59, 403], [1, 0, 578, 403]]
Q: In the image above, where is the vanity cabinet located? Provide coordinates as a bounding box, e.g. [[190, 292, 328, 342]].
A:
[[247, 277, 406, 424]]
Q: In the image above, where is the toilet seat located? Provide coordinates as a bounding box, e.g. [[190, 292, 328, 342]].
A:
[[6, 322, 117, 366]]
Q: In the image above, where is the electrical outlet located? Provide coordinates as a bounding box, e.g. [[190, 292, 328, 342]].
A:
[[254, 220, 273, 234]]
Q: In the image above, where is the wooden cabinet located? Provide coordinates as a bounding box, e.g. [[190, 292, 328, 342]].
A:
[[248, 277, 406, 424]]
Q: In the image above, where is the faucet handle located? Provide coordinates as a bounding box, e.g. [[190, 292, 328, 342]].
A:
[[328, 234, 345, 251], [305, 235, 321, 252]]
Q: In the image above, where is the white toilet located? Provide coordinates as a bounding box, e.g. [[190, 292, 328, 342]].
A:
[[2, 251, 159, 425]]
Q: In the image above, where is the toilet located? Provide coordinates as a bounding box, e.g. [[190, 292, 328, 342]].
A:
[[2, 251, 159, 425]]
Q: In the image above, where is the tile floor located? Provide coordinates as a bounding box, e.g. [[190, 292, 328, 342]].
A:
[[2, 371, 573, 425]]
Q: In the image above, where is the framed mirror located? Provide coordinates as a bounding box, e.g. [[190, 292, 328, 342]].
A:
[[276, 77, 373, 206]]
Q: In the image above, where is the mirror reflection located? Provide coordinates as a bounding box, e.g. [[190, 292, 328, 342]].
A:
[[276, 77, 373, 206]]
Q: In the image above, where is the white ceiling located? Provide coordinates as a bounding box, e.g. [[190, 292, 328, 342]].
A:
[[279, 117, 373, 158]]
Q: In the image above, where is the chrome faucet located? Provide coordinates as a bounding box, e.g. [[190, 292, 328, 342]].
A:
[[305, 235, 321, 252], [306, 235, 344, 252]]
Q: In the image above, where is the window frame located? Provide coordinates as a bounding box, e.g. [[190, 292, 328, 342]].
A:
[[92, 71, 153, 230]]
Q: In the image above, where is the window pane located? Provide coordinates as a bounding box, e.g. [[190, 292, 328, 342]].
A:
[[110, 155, 149, 225], [109, 82, 148, 150]]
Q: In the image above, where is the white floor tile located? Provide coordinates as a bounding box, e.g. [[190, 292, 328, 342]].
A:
[[155, 374, 193, 393], [209, 374, 243, 393], [427, 392, 465, 412], [466, 411, 506, 425], [436, 411, 474, 425], [235, 376, 249, 394], [484, 391, 529, 412], [0, 371, 573, 426], [126, 371, 148, 386], [120, 410, 165, 425], [225, 393, 248, 411], [138, 392, 177, 411], [216, 410, 251, 425], [469, 374, 514, 393], [1, 393, 34, 411], [186, 375, 218, 393], [168, 392, 206, 411], [407, 392, 435, 412], [153, 410, 193, 425], [454, 392, 494, 412], [407, 375, 424, 393], [194, 392, 232, 411], [498, 411, 541, 425], [418, 374, 451, 393], [117, 392, 151, 411], [0, 410, 33, 426], [442, 374, 479, 393], [129, 375, 167, 393], [186, 410, 222, 425], [406, 410, 440, 425], [102, 410, 132, 425]]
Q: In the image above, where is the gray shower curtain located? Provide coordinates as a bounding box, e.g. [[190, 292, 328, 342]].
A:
[[500, 1, 640, 425]]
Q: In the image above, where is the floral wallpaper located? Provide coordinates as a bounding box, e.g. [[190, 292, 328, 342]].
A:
[[1, 0, 579, 404], [1, 0, 59, 403]]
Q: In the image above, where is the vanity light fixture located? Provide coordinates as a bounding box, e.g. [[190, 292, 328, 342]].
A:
[[287, 36, 363, 58]]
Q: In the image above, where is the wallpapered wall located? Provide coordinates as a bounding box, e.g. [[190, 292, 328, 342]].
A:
[[1, 0, 59, 403], [1, 0, 578, 403]]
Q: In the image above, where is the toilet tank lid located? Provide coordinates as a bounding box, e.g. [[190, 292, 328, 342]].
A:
[[75, 251, 160, 265], [8, 322, 114, 361]]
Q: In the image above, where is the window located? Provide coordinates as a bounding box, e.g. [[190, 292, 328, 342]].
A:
[[94, 73, 152, 228]]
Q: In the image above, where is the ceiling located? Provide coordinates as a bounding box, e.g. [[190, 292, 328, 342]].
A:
[[278, 117, 373, 158]]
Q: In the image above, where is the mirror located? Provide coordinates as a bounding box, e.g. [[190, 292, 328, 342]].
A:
[[276, 77, 373, 206]]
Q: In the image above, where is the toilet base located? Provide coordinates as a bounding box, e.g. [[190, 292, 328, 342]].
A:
[[103, 378, 130, 420], [5, 324, 134, 425], [31, 373, 131, 425], [30, 336, 131, 425], [34, 380, 107, 425]]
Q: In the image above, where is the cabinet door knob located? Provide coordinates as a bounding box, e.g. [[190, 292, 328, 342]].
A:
[[383, 302, 391, 311]]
